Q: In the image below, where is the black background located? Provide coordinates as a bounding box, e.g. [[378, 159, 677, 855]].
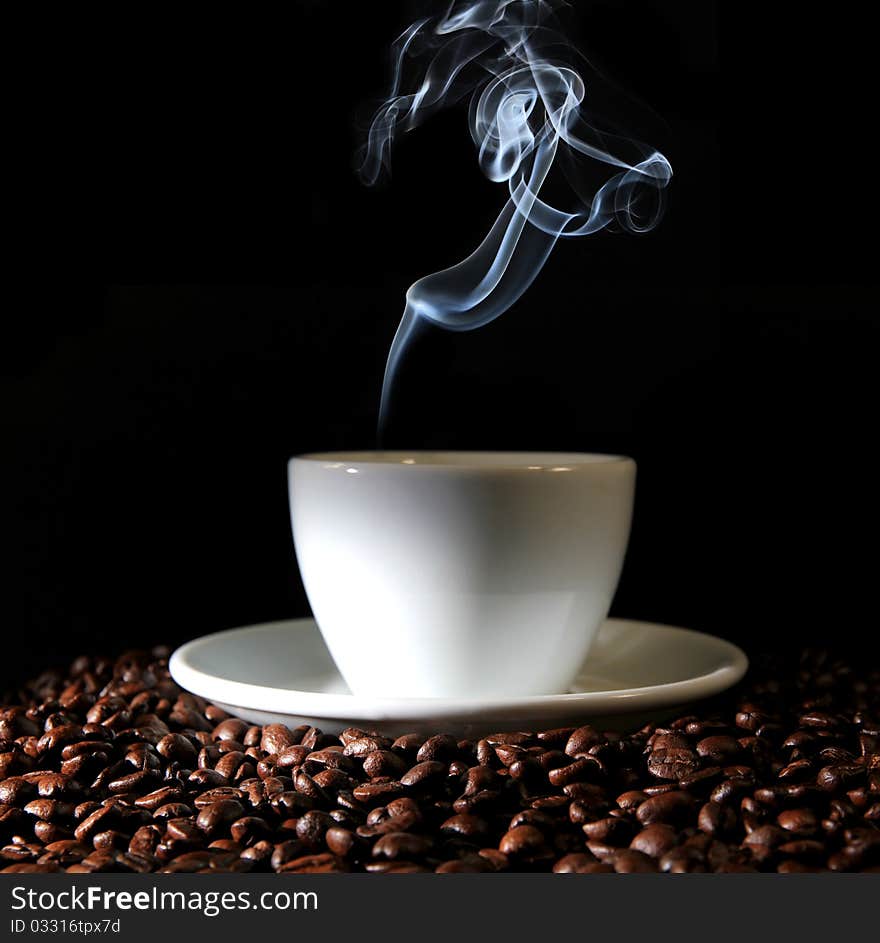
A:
[[3, 1, 878, 688]]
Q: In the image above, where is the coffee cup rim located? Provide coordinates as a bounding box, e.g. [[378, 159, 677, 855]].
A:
[[289, 450, 634, 471]]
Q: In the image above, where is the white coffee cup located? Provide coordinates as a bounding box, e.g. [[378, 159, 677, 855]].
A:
[[288, 451, 635, 698]]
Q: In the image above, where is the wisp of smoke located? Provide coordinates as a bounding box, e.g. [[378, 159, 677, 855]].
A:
[[359, 0, 673, 438]]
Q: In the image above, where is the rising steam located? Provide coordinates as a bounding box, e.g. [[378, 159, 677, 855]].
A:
[[359, 0, 673, 437]]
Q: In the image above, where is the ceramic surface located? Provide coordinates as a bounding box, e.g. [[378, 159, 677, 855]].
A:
[[169, 617, 748, 737], [289, 451, 636, 697]]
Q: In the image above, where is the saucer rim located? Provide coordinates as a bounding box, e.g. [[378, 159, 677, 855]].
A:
[[169, 617, 748, 719]]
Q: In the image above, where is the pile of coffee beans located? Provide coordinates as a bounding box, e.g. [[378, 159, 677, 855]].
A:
[[2, 648, 878, 872]]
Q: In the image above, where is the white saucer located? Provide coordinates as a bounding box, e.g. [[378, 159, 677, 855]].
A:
[[169, 617, 748, 737]]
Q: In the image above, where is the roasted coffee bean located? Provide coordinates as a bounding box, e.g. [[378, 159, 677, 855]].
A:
[[211, 719, 248, 743], [799, 712, 842, 730], [742, 824, 787, 862], [509, 809, 555, 832], [462, 766, 499, 796], [2, 643, 877, 872], [275, 818, 300, 839], [239, 839, 273, 864], [777, 759, 814, 782], [343, 736, 391, 759], [643, 783, 679, 797], [37, 726, 86, 755], [568, 796, 609, 825], [156, 733, 198, 764], [710, 778, 753, 805], [616, 790, 647, 810], [279, 852, 345, 873], [475, 740, 495, 767], [565, 726, 602, 757], [335, 790, 366, 814], [440, 814, 489, 840], [563, 780, 605, 803], [129, 825, 162, 858], [162, 850, 241, 873], [499, 825, 547, 858], [735, 708, 768, 732], [364, 860, 431, 873], [436, 855, 494, 873], [391, 734, 423, 755], [25, 799, 75, 823], [362, 750, 408, 779], [93, 830, 129, 852], [352, 781, 405, 806], [193, 787, 244, 810], [509, 758, 544, 786], [386, 797, 422, 821], [196, 799, 244, 837], [581, 817, 633, 845], [0, 777, 36, 806], [552, 852, 608, 873], [39, 839, 90, 865], [548, 757, 603, 787], [530, 795, 568, 812], [484, 732, 533, 746], [269, 747, 303, 772], [37, 773, 78, 798], [0, 710, 40, 738], [270, 840, 308, 871], [817, 746, 856, 765], [270, 791, 315, 816], [312, 768, 356, 794], [659, 846, 707, 873], [61, 751, 109, 781], [400, 761, 446, 788], [630, 823, 679, 858], [817, 764, 863, 792], [3, 862, 62, 873], [416, 735, 458, 763], [537, 727, 576, 746], [152, 802, 193, 822], [777, 839, 826, 859], [303, 749, 355, 775], [230, 816, 271, 845], [325, 827, 367, 858], [34, 821, 74, 844], [696, 736, 741, 764], [698, 800, 737, 836], [296, 810, 334, 847], [585, 839, 617, 862], [298, 729, 332, 752], [859, 732, 879, 758], [777, 808, 818, 836], [613, 849, 659, 873], [493, 744, 527, 767], [536, 750, 569, 772], [647, 734, 699, 781], [208, 839, 242, 854], [678, 766, 724, 793], [214, 752, 249, 780], [166, 818, 202, 843], [636, 791, 694, 826], [134, 786, 183, 812], [293, 769, 329, 803], [188, 769, 227, 789], [1, 842, 43, 863], [373, 832, 432, 859]]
